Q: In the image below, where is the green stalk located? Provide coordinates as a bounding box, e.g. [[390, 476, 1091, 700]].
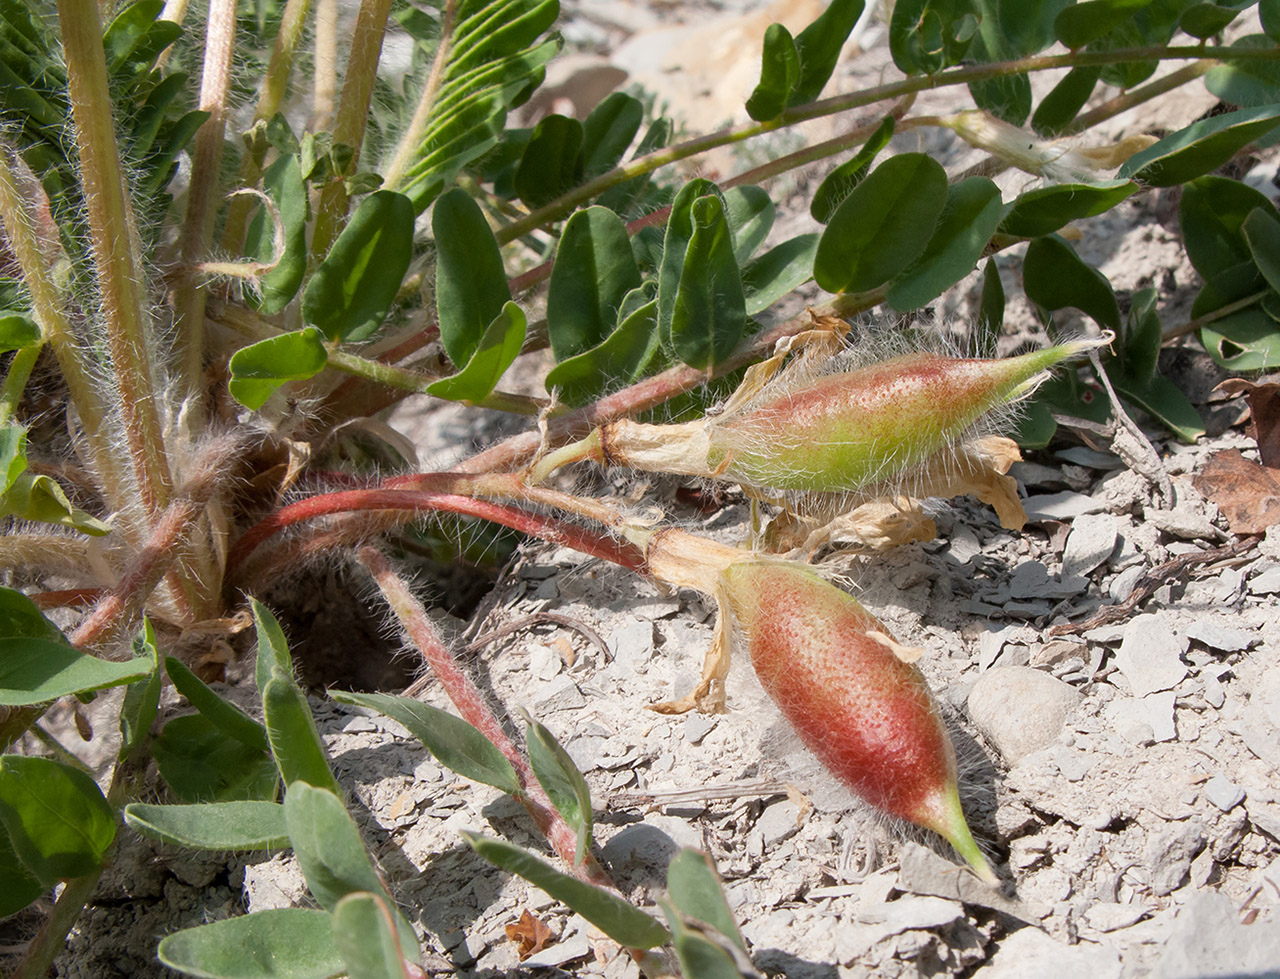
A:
[[495, 44, 1274, 245], [312, 0, 338, 130], [174, 0, 239, 416], [58, 0, 173, 515], [309, 0, 394, 260], [382, 0, 457, 191], [220, 0, 314, 253], [0, 345, 40, 426]]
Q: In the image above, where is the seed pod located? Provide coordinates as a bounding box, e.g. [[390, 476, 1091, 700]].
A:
[[718, 558, 997, 884], [591, 337, 1107, 495]]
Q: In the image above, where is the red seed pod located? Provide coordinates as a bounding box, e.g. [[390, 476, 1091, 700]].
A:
[[719, 558, 997, 883]]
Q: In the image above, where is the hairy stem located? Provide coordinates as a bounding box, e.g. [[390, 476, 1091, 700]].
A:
[[496, 44, 1266, 244], [58, 0, 173, 516], [1163, 289, 1268, 342], [310, 0, 394, 259], [220, 0, 315, 253], [175, 0, 239, 416], [312, 0, 339, 130], [382, 0, 457, 191]]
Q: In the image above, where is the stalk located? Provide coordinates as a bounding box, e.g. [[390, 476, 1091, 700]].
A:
[[381, 0, 457, 192], [58, 0, 174, 516], [220, 0, 315, 253], [312, 0, 339, 131], [173, 0, 239, 416], [310, 0, 394, 260]]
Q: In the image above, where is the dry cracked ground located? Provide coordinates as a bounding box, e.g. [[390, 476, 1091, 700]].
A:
[[22, 1, 1280, 977]]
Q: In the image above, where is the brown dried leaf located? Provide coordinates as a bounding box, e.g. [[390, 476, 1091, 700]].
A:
[[910, 436, 1027, 531], [1216, 377, 1280, 468], [1192, 449, 1280, 535], [505, 909, 555, 961]]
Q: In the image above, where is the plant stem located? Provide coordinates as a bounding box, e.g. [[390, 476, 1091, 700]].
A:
[[58, 0, 173, 516], [220, 0, 314, 253], [312, 0, 338, 130], [10, 865, 105, 979], [310, 0, 394, 260], [174, 0, 239, 417], [495, 44, 1265, 244], [382, 0, 457, 191], [1163, 289, 1268, 342], [1067, 60, 1214, 134]]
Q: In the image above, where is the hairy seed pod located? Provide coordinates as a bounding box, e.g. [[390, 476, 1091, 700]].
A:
[[592, 338, 1107, 495], [719, 558, 998, 883]]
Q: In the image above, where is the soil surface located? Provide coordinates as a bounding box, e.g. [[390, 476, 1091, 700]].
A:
[[26, 2, 1280, 977]]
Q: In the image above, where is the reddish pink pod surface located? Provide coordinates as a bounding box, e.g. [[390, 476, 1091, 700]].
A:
[[721, 559, 995, 882]]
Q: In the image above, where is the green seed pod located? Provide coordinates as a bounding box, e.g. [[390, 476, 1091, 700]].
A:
[[719, 558, 998, 884]]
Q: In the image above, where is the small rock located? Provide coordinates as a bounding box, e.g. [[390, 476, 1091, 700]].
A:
[[341, 715, 378, 733], [1004, 599, 1054, 618], [1009, 560, 1090, 600], [1204, 773, 1245, 811], [532, 674, 587, 712], [1114, 614, 1188, 698], [1084, 902, 1150, 932], [1024, 491, 1110, 521], [1145, 507, 1222, 541], [1031, 639, 1089, 668], [520, 935, 591, 970], [683, 712, 718, 745], [945, 524, 981, 564], [1151, 891, 1280, 979], [1109, 565, 1145, 603], [1144, 820, 1206, 896], [1106, 692, 1176, 745], [1062, 513, 1119, 578], [754, 800, 802, 850], [600, 816, 701, 870], [1248, 565, 1280, 594], [1213, 566, 1246, 603], [980, 926, 1122, 979], [1184, 619, 1259, 653], [608, 618, 653, 671], [966, 667, 1083, 764], [1056, 446, 1124, 470]]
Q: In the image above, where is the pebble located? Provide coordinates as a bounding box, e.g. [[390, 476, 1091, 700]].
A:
[[754, 800, 802, 850], [1109, 565, 1145, 602], [1062, 513, 1119, 578], [531, 674, 587, 712], [1144, 507, 1222, 541], [1107, 692, 1177, 745], [980, 926, 1121, 979], [1183, 619, 1258, 653], [1009, 560, 1090, 600], [1023, 491, 1110, 521], [607, 618, 653, 672], [600, 815, 701, 870], [1084, 902, 1150, 933], [1031, 639, 1089, 668], [1144, 820, 1206, 896], [683, 712, 718, 745], [966, 667, 1083, 764], [1151, 892, 1280, 979], [1248, 565, 1280, 595], [1056, 446, 1124, 470], [1203, 773, 1245, 811], [1114, 614, 1188, 698]]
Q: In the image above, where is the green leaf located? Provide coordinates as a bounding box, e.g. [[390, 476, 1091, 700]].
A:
[[543, 296, 662, 406], [284, 783, 388, 910], [1179, 176, 1276, 302], [1244, 206, 1280, 296], [1180, 2, 1248, 40], [157, 908, 343, 979], [890, 0, 979, 74], [427, 301, 527, 403], [1202, 306, 1280, 368], [264, 676, 340, 795], [0, 825, 44, 917], [1023, 234, 1120, 330], [0, 586, 66, 643], [329, 690, 522, 796], [462, 833, 671, 949], [433, 187, 512, 367], [1031, 65, 1102, 135], [723, 185, 775, 264], [660, 899, 747, 979], [1264, 0, 1280, 41], [0, 637, 150, 705], [332, 892, 420, 979], [228, 328, 328, 411], [303, 190, 414, 342], [666, 849, 745, 953], [1207, 36, 1280, 108], [253, 599, 294, 696], [1055, 0, 1153, 49], [742, 234, 819, 315], [998, 180, 1138, 239], [581, 92, 643, 177], [976, 0, 1072, 56], [246, 154, 308, 314], [514, 114, 584, 208], [1119, 103, 1280, 187], [118, 620, 162, 762], [886, 176, 1002, 311], [0, 471, 112, 535], [809, 115, 895, 223], [976, 257, 1005, 350], [668, 194, 747, 369], [0, 310, 39, 351], [789, 0, 866, 106], [102, 0, 166, 72], [658, 179, 722, 340], [124, 801, 289, 850], [523, 712, 593, 865], [1117, 286, 1162, 384], [1111, 372, 1206, 442], [547, 206, 642, 361], [745, 22, 800, 121], [166, 656, 270, 753], [0, 755, 115, 884], [153, 714, 279, 803], [0, 425, 26, 496], [814, 153, 947, 294]]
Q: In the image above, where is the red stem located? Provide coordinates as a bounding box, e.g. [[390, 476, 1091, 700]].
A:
[[227, 488, 647, 578]]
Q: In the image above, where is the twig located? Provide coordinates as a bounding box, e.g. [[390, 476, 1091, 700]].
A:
[[1088, 348, 1173, 504], [464, 611, 612, 661]]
